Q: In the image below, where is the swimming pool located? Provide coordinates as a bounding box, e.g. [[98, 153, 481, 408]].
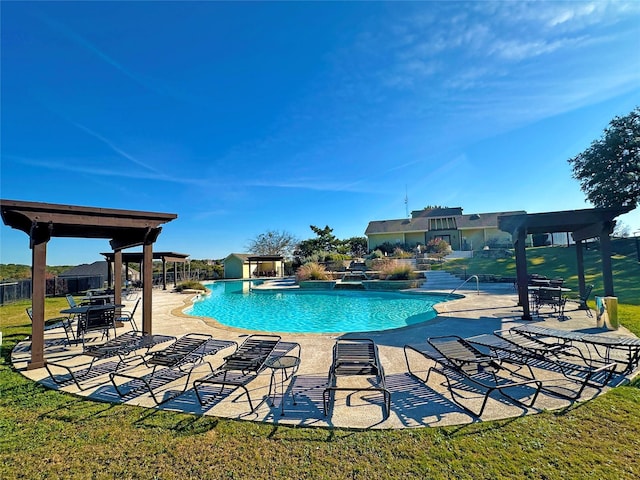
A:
[[186, 281, 450, 334]]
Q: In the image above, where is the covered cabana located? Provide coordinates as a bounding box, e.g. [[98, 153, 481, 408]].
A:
[[0, 199, 177, 369], [247, 255, 284, 278], [498, 206, 634, 320], [101, 251, 190, 290]]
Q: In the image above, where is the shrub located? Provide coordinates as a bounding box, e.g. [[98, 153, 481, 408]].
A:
[[324, 252, 350, 262], [372, 260, 418, 280], [393, 247, 414, 259], [381, 264, 418, 280], [296, 262, 331, 281], [327, 260, 348, 272], [174, 281, 207, 292], [367, 249, 384, 260], [376, 242, 397, 255], [366, 257, 394, 272], [426, 237, 451, 254]]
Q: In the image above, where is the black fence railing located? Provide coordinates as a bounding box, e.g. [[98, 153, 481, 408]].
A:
[[0, 280, 31, 305], [0, 275, 105, 305]]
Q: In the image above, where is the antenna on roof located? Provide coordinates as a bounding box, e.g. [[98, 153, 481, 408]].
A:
[[404, 185, 409, 218]]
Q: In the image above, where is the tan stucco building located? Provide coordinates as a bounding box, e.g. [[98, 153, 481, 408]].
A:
[[365, 207, 526, 252]]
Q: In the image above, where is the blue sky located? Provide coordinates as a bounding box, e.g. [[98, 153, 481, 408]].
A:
[[2, 1, 639, 266]]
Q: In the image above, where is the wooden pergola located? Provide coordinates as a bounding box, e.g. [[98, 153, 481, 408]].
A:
[[101, 251, 190, 290], [0, 199, 177, 369], [498, 206, 634, 320]]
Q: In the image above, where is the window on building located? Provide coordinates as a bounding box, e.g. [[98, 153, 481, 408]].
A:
[[429, 217, 456, 230]]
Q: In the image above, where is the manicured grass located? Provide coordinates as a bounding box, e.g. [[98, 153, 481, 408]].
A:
[[1, 244, 640, 479], [1, 337, 638, 479]]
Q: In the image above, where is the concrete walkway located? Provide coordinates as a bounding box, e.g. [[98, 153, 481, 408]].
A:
[[11, 285, 639, 430]]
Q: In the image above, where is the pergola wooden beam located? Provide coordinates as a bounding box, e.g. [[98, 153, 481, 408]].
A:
[[0, 199, 177, 370], [499, 206, 634, 320]]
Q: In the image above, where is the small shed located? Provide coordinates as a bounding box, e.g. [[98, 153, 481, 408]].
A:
[[224, 253, 250, 279]]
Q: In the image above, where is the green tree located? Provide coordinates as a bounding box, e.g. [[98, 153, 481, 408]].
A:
[[294, 225, 340, 260], [188, 259, 223, 280], [340, 236, 368, 257], [569, 107, 640, 208], [246, 230, 298, 257], [309, 225, 339, 252]]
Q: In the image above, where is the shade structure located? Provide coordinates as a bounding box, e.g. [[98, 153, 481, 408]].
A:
[[0, 199, 177, 369], [498, 206, 634, 320], [101, 251, 190, 290]]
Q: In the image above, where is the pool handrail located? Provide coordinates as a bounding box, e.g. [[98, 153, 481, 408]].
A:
[[447, 275, 480, 298]]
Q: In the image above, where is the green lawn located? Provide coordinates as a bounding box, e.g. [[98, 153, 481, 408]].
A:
[[439, 240, 640, 307], [1, 245, 640, 479]]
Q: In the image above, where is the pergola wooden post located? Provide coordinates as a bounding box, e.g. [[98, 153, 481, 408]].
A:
[[162, 257, 168, 290], [513, 227, 531, 319], [0, 199, 177, 369], [575, 239, 586, 303], [113, 250, 123, 307], [499, 206, 634, 320], [173, 261, 178, 287], [599, 223, 615, 296], [30, 236, 48, 368], [142, 242, 154, 333]]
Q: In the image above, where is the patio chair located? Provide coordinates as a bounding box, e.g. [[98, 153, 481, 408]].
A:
[[76, 306, 117, 348], [322, 338, 391, 420], [110, 333, 237, 405], [192, 334, 281, 413], [26, 307, 76, 346], [405, 335, 542, 417], [44, 330, 175, 390], [514, 324, 640, 374], [116, 297, 140, 331], [64, 294, 86, 325], [467, 330, 617, 400], [65, 294, 78, 308], [566, 284, 594, 317]]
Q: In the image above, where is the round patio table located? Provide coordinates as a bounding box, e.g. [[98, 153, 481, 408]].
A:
[[265, 355, 300, 416]]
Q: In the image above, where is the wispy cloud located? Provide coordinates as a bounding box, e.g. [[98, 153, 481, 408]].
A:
[[325, 0, 640, 147], [70, 121, 162, 175], [374, 1, 639, 88], [488, 36, 587, 61], [34, 11, 167, 96], [243, 177, 378, 194], [8, 154, 211, 187]]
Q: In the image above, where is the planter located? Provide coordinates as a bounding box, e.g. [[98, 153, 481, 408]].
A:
[[298, 280, 336, 290], [361, 280, 421, 291]]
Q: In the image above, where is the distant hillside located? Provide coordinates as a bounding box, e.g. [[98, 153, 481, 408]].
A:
[[0, 264, 72, 280]]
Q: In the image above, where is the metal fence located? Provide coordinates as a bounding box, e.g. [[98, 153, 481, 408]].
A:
[[0, 275, 105, 305], [0, 280, 31, 305]]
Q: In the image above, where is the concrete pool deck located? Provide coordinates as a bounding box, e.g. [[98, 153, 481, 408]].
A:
[[11, 283, 640, 430]]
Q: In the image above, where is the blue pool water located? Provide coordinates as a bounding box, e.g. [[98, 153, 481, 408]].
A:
[[186, 281, 448, 333]]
